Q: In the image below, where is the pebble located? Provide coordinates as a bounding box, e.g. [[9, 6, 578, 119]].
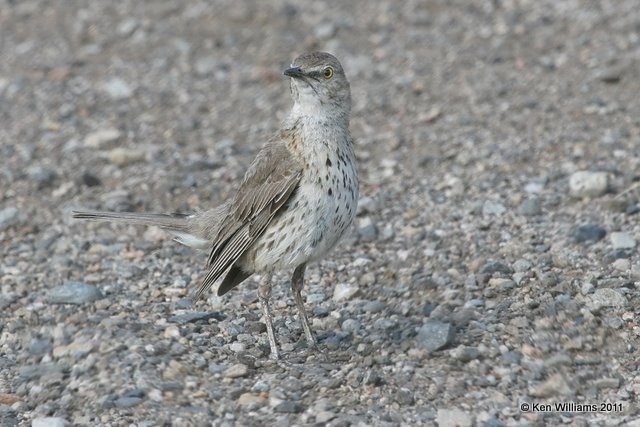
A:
[[417, 321, 455, 352], [114, 396, 144, 408], [237, 393, 265, 406], [395, 388, 415, 405], [333, 283, 359, 302], [574, 224, 606, 243], [512, 259, 532, 272], [315, 411, 336, 423], [49, 281, 103, 305], [0, 207, 21, 230], [169, 311, 224, 324], [517, 198, 542, 216], [587, 288, 627, 311], [107, 147, 145, 166], [479, 261, 514, 275], [529, 373, 571, 397], [194, 56, 220, 76], [569, 171, 608, 198], [451, 345, 480, 362], [341, 318, 361, 333], [357, 216, 377, 240], [32, 418, 69, 427], [28, 165, 56, 187], [273, 400, 303, 413], [84, 128, 122, 148], [102, 78, 133, 99], [482, 200, 506, 216], [609, 231, 636, 249], [224, 364, 249, 379], [436, 408, 473, 427], [612, 258, 630, 271]]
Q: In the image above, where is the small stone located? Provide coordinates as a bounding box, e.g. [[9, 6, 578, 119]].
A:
[[224, 364, 249, 378], [194, 56, 219, 76], [574, 224, 606, 243], [592, 377, 620, 389], [49, 281, 103, 305], [229, 342, 245, 353], [237, 393, 265, 406], [483, 417, 507, 427], [169, 311, 224, 324], [32, 418, 69, 427], [0, 207, 21, 230], [356, 196, 376, 215], [609, 231, 636, 249], [333, 283, 359, 302], [28, 166, 56, 188], [595, 66, 623, 83], [81, 172, 102, 187], [102, 78, 133, 99], [114, 396, 143, 408], [417, 321, 455, 352], [436, 408, 473, 427], [314, 22, 337, 39], [517, 198, 542, 216], [164, 325, 180, 339], [363, 300, 385, 313], [107, 147, 145, 166], [395, 388, 414, 405], [587, 288, 627, 311], [316, 411, 336, 423], [569, 171, 608, 198], [451, 345, 480, 362], [274, 400, 303, 413], [479, 261, 514, 275], [529, 373, 571, 397], [341, 318, 361, 333], [357, 216, 377, 240], [84, 128, 122, 148], [513, 259, 532, 272], [482, 200, 506, 216], [612, 258, 630, 271]]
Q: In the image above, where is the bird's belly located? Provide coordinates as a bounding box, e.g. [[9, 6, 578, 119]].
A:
[[248, 179, 357, 272]]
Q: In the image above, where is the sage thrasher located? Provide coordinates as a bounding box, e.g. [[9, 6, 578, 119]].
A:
[[73, 52, 358, 359]]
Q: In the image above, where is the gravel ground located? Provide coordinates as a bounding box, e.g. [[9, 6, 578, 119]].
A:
[[1, 0, 640, 426]]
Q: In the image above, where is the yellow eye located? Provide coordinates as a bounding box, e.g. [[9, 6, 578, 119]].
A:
[[323, 67, 334, 79]]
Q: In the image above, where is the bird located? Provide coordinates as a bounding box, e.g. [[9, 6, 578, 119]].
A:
[[73, 51, 359, 360]]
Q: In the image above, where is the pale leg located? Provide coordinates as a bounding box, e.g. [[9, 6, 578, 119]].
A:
[[291, 264, 318, 349], [258, 273, 279, 360]]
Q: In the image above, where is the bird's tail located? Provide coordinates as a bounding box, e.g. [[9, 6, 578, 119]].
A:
[[72, 210, 191, 232]]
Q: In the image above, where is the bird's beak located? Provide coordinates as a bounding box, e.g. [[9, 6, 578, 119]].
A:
[[284, 66, 304, 78]]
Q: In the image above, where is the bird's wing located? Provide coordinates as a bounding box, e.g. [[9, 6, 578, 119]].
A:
[[195, 138, 302, 299]]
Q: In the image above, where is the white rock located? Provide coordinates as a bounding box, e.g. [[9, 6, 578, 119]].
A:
[[32, 417, 69, 427], [610, 231, 636, 249], [84, 128, 122, 148], [569, 171, 608, 198], [436, 408, 473, 427], [612, 258, 630, 271], [107, 147, 145, 166], [333, 283, 359, 302], [102, 78, 133, 99], [482, 200, 506, 216]]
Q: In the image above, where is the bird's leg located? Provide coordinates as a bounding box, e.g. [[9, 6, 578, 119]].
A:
[[291, 264, 319, 350], [258, 273, 279, 360]]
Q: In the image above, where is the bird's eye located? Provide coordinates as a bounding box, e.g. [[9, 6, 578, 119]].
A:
[[323, 67, 334, 79]]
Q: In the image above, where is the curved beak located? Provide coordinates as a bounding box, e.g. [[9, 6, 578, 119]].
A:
[[284, 66, 304, 78]]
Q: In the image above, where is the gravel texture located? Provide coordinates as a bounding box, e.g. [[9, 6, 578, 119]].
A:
[[1, 0, 639, 426]]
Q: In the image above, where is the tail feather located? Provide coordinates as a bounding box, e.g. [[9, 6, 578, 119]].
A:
[[72, 210, 191, 232]]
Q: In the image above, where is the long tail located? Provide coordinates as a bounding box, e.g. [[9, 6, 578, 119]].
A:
[[72, 210, 191, 232]]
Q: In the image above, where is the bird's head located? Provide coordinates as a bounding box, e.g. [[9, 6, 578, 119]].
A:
[[284, 52, 351, 119]]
